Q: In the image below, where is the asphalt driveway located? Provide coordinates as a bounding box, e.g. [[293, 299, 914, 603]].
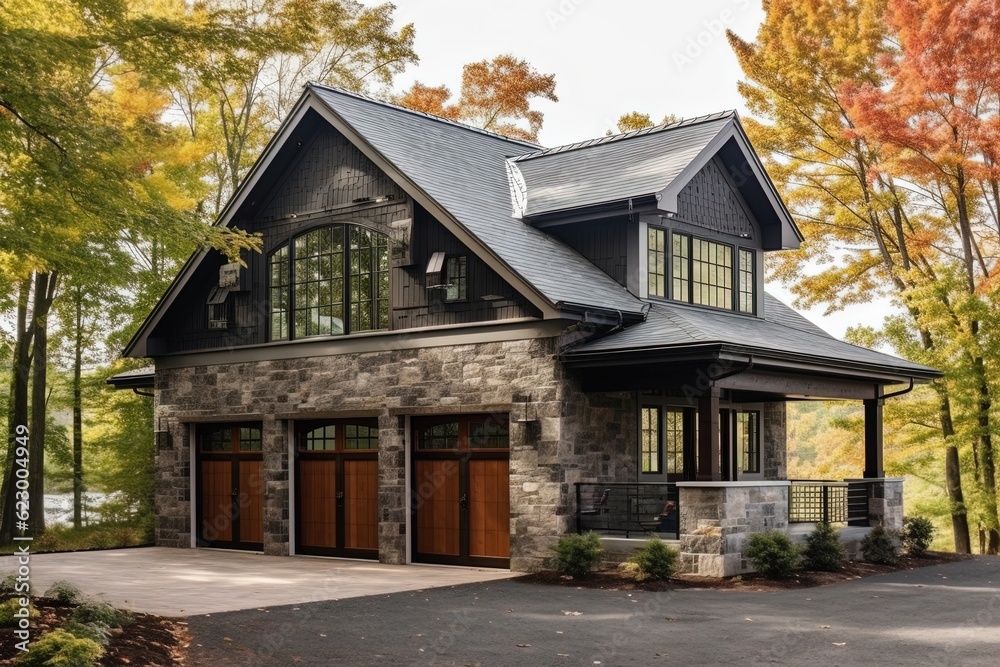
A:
[[185, 556, 1000, 667]]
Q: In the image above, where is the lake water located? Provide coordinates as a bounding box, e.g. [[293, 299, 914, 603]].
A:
[[44, 492, 111, 526]]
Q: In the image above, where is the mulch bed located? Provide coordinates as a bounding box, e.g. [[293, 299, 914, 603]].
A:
[[515, 551, 974, 593], [0, 598, 188, 666]]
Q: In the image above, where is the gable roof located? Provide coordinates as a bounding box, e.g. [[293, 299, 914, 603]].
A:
[[508, 112, 803, 250], [562, 293, 940, 381], [307, 85, 645, 316]]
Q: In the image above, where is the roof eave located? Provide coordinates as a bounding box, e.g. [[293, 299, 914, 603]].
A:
[[561, 341, 941, 384]]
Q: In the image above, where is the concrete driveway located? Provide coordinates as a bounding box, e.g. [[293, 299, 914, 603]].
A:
[[1, 547, 518, 616]]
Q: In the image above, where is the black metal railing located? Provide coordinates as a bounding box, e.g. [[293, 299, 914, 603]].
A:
[[789, 480, 849, 523], [574, 482, 679, 538], [846, 479, 883, 526]]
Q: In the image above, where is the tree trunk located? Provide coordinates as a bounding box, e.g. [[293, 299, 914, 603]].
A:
[[27, 272, 58, 535], [73, 288, 84, 529], [938, 390, 972, 554], [0, 277, 34, 542]]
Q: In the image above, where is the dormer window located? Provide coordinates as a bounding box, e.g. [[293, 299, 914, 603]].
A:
[[445, 256, 467, 302], [268, 224, 389, 341], [647, 227, 757, 313]]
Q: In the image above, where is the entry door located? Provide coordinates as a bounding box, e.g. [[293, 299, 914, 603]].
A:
[[197, 424, 264, 550], [412, 415, 510, 568], [295, 419, 379, 559]]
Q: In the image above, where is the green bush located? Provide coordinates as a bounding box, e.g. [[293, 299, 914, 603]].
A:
[[743, 531, 800, 579], [0, 598, 38, 626], [551, 532, 604, 579], [69, 601, 133, 628], [629, 537, 679, 581], [903, 517, 935, 557], [62, 620, 113, 647], [802, 522, 846, 571], [44, 581, 83, 606], [861, 525, 900, 565], [15, 630, 104, 667]]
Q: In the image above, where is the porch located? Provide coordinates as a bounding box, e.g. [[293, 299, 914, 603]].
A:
[[574, 478, 902, 571]]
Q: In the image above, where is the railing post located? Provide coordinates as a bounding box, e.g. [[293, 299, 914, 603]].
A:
[[575, 483, 580, 534], [822, 485, 830, 524]]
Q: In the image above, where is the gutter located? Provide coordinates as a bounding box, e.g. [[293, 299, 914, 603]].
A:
[[556, 301, 646, 327]]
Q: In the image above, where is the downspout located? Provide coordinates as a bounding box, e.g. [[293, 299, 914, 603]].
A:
[[133, 388, 155, 398], [708, 355, 754, 381], [881, 377, 915, 400]]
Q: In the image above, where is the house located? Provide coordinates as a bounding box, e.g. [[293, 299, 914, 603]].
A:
[[110, 84, 939, 576]]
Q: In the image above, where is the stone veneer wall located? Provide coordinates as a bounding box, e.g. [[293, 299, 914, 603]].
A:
[[153, 335, 635, 571], [762, 402, 786, 480], [676, 482, 790, 577], [846, 477, 904, 531]]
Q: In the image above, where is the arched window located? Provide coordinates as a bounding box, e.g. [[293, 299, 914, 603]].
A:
[[268, 224, 389, 340]]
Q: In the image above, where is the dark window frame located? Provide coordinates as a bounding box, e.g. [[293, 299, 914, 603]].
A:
[[737, 410, 761, 475], [444, 255, 468, 302], [648, 227, 757, 314], [296, 418, 380, 453], [268, 223, 390, 341], [640, 406, 662, 474], [414, 415, 510, 452]]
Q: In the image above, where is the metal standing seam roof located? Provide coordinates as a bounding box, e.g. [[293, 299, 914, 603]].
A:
[[565, 292, 940, 378], [309, 84, 645, 316], [510, 112, 736, 218]]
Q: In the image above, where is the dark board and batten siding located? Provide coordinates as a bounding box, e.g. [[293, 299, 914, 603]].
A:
[[391, 205, 538, 329], [148, 125, 538, 354], [675, 158, 757, 242], [551, 218, 630, 288]]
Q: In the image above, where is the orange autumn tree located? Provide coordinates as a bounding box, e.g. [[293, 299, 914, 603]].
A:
[[729, 0, 1000, 554], [395, 54, 557, 141], [841, 0, 1000, 554]]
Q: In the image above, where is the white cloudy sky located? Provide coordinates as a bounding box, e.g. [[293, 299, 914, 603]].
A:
[[386, 0, 896, 339]]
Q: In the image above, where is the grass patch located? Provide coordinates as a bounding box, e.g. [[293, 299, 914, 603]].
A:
[[0, 522, 151, 555]]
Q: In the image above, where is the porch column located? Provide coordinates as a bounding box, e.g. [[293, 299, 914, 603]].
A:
[[863, 392, 884, 478], [697, 386, 721, 481]]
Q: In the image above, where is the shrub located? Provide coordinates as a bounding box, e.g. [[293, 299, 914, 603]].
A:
[[69, 601, 133, 628], [62, 620, 113, 647], [551, 532, 604, 579], [0, 599, 38, 626], [15, 630, 104, 667], [743, 531, 800, 579], [0, 574, 22, 598], [45, 581, 83, 606], [903, 517, 935, 557], [861, 525, 900, 565], [629, 537, 679, 581], [802, 522, 846, 571]]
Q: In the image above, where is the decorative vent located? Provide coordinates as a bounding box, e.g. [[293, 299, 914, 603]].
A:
[[390, 218, 413, 266]]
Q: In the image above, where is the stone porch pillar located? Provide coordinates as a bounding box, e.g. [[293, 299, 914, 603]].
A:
[[676, 481, 790, 577]]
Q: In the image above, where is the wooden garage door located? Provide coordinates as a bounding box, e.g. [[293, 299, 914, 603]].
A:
[[412, 415, 510, 568], [197, 424, 264, 550], [295, 419, 378, 559]]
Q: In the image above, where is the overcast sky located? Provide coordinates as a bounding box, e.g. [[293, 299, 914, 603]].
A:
[[387, 0, 896, 341]]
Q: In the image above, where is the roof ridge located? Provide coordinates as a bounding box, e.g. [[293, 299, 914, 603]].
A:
[[511, 110, 737, 162], [307, 82, 543, 150]]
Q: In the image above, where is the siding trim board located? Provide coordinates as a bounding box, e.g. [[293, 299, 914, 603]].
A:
[[153, 318, 566, 370]]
